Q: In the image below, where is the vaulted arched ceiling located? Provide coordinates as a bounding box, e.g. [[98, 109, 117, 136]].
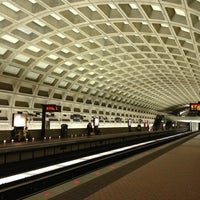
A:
[[0, 0, 200, 124]]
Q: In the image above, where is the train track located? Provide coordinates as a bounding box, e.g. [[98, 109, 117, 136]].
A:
[[0, 130, 197, 200]]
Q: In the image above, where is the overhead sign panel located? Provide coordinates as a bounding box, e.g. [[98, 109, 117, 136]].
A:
[[43, 104, 61, 112], [190, 103, 200, 111]]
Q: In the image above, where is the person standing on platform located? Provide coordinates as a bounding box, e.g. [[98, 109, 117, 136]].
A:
[[128, 118, 132, 132], [23, 126, 31, 141], [87, 122, 93, 136], [93, 117, 100, 135]]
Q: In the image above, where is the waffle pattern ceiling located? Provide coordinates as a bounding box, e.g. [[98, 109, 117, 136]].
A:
[[0, 0, 200, 120]]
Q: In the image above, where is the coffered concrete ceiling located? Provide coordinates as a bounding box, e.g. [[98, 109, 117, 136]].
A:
[[0, 0, 200, 125]]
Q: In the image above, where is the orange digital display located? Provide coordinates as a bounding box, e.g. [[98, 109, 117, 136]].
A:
[[190, 103, 200, 111], [44, 105, 61, 112]]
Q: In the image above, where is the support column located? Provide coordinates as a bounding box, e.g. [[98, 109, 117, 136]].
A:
[[41, 105, 46, 139]]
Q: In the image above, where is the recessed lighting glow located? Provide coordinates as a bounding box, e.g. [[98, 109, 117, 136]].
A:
[[48, 54, 58, 60], [0, 16, 5, 21], [51, 13, 61, 20], [89, 24, 95, 29], [88, 5, 96, 11], [42, 39, 53, 45], [27, 45, 40, 52], [36, 61, 48, 68], [151, 5, 161, 11], [108, 3, 116, 9], [53, 68, 63, 74], [69, 8, 78, 15], [2, 2, 20, 12], [76, 56, 83, 60], [65, 61, 73, 66], [75, 44, 81, 48], [175, 8, 185, 16], [180, 27, 189, 32], [15, 54, 30, 62], [28, 0, 37, 3], [72, 28, 79, 33], [0, 46, 7, 55], [129, 3, 138, 9], [56, 33, 65, 38], [17, 27, 32, 34], [61, 48, 69, 54], [33, 19, 46, 27], [2, 34, 19, 43]]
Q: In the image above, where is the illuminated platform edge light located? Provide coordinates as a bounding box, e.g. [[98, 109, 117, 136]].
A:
[[0, 131, 190, 186]]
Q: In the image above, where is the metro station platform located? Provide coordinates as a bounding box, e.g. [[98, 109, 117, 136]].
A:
[[25, 132, 200, 200]]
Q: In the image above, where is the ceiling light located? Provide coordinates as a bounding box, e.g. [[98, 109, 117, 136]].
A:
[[69, 8, 78, 15], [44, 76, 55, 84], [2, 2, 20, 12], [88, 5, 96, 12], [2, 34, 19, 43], [77, 56, 83, 60], [141, 21, 148, 25], [26, 71, 39, 79], [4, 65, 20, 75], [50, 13, 61, 20], [68, 73, 76, 78], [89, 81, 96, 85], [56, 33, 65, 38], [71, 84, 79, 90], [0, 16, 5, 21], [89, 24, 95, 29], [28, 0, 37, 3], [78, 67, 85, 71], [27, 45, 40, 52], [108, 3, 116, 9], [53, 68, 63, 74], [175, 8, 185, 16], [129, 3, 138, 9], [17, 27, 32, 34], [79, 77, 87, 82], [88, 72, 95, 76], [33, 19, 46, 27], [36, 61, 48, 68], [180, 27, 189, 32], [15, 54, 30, 62], [59, 81, 68, 87], [72, 28, 79, 33], [65, 61, 73, 66], [61, 48, 69, 53], [75, 44, 81, 48], [151, 5, 161, 11], [48, 54, 58, 60], [161, 23, 169, 27], [42, 39, 52, 45], [0, 47, 7, 55]]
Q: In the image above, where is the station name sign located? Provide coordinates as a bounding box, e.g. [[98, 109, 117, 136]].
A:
[[190, 103, 200, 111], [43, 104, 61, 112]]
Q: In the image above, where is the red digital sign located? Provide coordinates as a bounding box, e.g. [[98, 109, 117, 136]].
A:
[[190, 103, 200, 111], [44, 104, 61, 112]]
